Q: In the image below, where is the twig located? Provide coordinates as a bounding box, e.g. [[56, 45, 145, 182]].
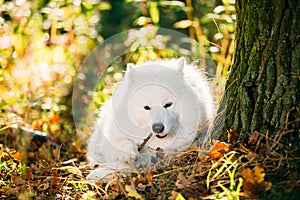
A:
[[138, 133, 153, 151]]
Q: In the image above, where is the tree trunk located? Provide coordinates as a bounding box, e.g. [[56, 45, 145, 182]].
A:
[[223, 0, 299, 153]]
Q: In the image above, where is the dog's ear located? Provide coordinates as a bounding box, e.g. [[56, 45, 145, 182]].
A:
[[176, 57, 185, 74], [126, 63, 135, 82], [126, 63, 135, 71]]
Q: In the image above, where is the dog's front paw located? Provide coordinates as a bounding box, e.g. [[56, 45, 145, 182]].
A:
[[117, 141, 139, 161], [86, 168, 116, 181]]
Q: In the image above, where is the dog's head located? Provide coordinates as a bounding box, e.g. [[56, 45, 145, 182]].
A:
[[112, 58, 202, 145], [128, 83, 180, 139], [125, 58, 187, 139]]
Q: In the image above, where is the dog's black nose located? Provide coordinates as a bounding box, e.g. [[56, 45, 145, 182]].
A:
[[152, 123, 164, 133]]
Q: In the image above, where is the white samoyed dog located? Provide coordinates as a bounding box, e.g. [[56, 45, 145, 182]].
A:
[[87, 57, 215, 180]]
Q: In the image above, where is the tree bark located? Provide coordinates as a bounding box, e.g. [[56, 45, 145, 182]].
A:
[[223, 0, 299, 153]]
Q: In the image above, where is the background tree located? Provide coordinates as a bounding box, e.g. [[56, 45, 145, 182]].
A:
[[223, 0, 299, 186]]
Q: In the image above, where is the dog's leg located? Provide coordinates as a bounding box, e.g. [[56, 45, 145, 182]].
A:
[[86, 167, 116, 181]]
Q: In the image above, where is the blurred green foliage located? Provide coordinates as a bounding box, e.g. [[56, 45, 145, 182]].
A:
[[0, 0, 108, 131], [93, 0, 235, 111], [0, 0, 235, 134]]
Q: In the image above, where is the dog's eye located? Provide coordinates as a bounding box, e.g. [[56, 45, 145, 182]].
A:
[[144, 105, 151, 110], [164, 102, 173, 108]]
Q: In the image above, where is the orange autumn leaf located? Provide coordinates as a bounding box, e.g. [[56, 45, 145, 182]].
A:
[[241, 168, 254, 184], [241, 166, 272, 198], [241, 166, 265, 185], [146, 171, 153, 187], [10, 151, 22, 161], [253, 165, 265, 184], [49, 113, 60, 123], [208, 141, 231, 160], [214, 141, 230, 151]]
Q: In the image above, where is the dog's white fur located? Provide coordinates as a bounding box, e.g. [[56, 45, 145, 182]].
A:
[[87, 58, 215, 180]]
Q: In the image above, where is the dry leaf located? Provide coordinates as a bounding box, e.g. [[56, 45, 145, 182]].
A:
[[146, 171, 153, 187], [125, 185, 143, 199], [175, 173, 191, 190], [11, 175, 26, 185], [253, 165, 265, 184], [10, 151, 22, 160], [241, 166, 272, 198], [248, 131, 259, 145], [25, 167, 33, 180], [208, 141, 230, 160], [51, 169, 61, 185], [105, 179, 121, 199], [0, 187, 20, 196]]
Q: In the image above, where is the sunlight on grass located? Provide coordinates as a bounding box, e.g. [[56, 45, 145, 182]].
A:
[[207, 151, 243, 199]]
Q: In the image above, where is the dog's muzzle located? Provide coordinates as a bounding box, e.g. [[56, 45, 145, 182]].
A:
[[152, 123, 168, 138]]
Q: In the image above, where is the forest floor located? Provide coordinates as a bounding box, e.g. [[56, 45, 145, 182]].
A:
[[0, 116, 299, 200]]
